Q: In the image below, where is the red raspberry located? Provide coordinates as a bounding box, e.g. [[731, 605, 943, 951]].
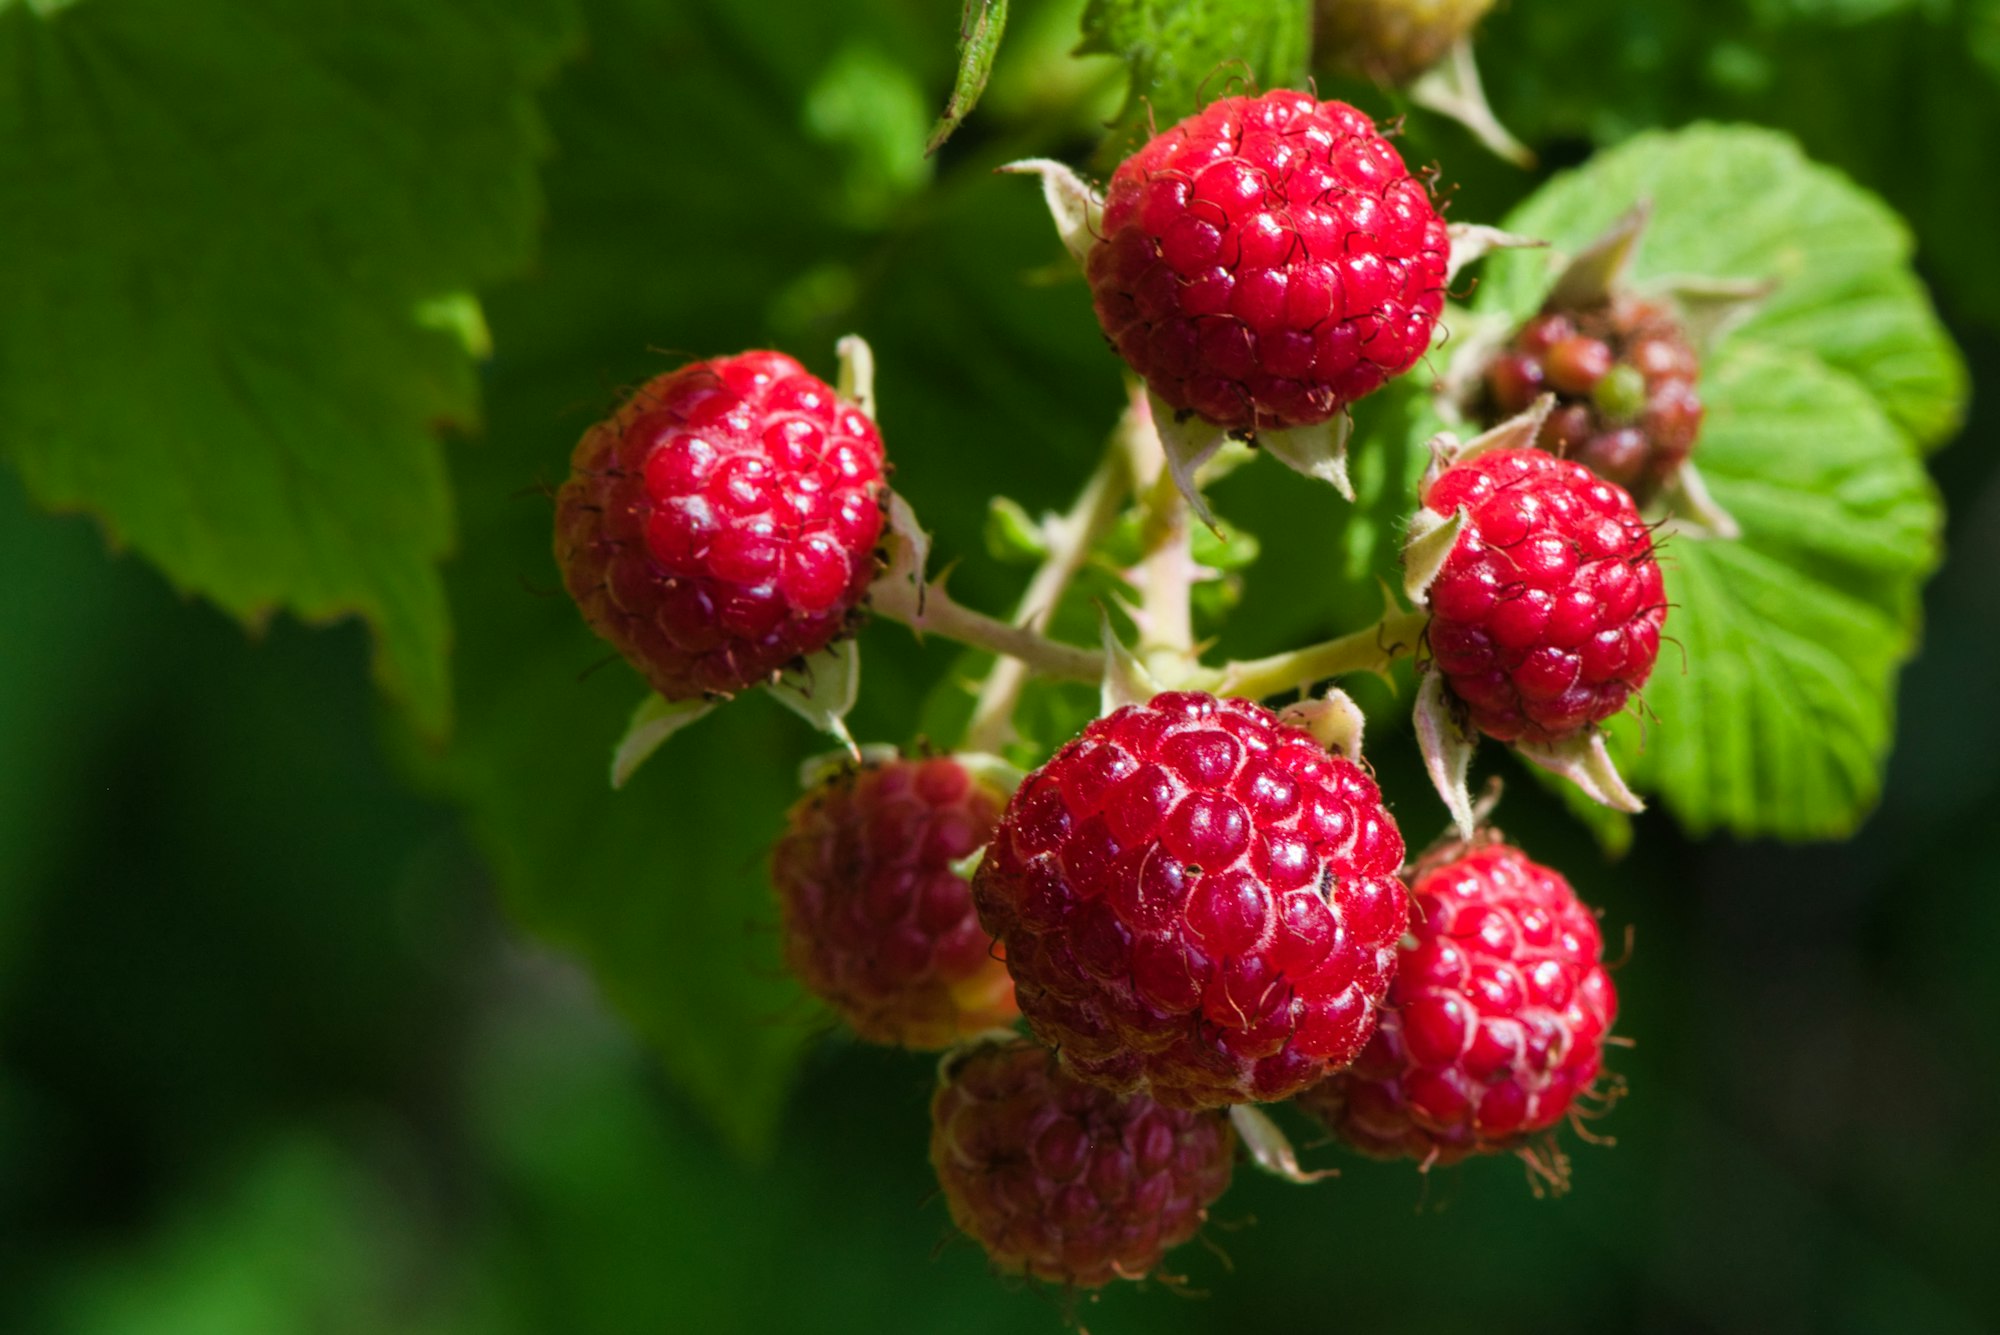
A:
[[1086, 90, 1448, 432], [971, 692, 1408, 1110], [1481, 297, 1706, 502], [929, 1039, 1236, 1287], [554, 350, 887, 699], [1296, 841, 1617, 1172], [770, 755, 1017, 1049], [1421, 448, 1665, 744]]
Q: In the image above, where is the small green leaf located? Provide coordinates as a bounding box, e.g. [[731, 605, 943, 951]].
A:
[[928, 0, 1009, 155], [1080, 0, 1313, 165], [985, 496, 1051, 564], [1191, 516, 1260, 571]]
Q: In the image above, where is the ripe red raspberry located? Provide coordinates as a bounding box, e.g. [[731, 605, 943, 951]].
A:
[[1481, 297, 1705, 502], [1420, 447, 1665, 744], [1085, 90, 1449, 432], [553, 350, 887, 700], [1295, 840, 1617, 1173], [971, 692, 1408, 1110], [930, 1039, 1236, 1287], [770, 755, 1017, 1049]]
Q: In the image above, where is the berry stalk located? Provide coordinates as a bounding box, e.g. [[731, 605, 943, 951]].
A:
[[870, 563, 1107, 683], [1207, 608, 1430, 701], [962, 427, 1135, 752], [1132, 442, 1197, 667]]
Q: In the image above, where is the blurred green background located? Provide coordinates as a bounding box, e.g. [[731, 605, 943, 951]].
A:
[[3, 0, 1998, 1330]]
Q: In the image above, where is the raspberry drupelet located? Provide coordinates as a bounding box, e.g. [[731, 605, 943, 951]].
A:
[[770, 755, 1017, 1049], [554, 350, 887, 700], [1085, 89, 1449, 433], [1420, 447, 1666, 744], [1296, 840, 1618, 1175], [972, 692, 1408, 1111], [929, 1039, 1236, 1287]]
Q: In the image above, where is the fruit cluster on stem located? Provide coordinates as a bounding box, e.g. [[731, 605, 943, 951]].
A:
[[550, 86, 1674, 1292]]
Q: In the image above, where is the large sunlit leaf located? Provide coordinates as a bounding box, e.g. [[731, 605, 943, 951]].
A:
[[1605, 346, 1940, 838], [0, 0, 579, 735]]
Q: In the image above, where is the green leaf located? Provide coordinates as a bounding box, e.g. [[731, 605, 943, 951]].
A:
[[984, 495, 1051, 565], [1604, 346, 1940, 838], [927, 0, 1009, 155], [1080, 0, 1313, 165], [0, 0, 579, 736], [1476, 124, 1967, 451]]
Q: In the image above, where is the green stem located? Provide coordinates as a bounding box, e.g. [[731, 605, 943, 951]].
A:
[[960, 435, 1133, 753], [1134, 465, 1195, 665], [871, 570, 1106, 686], [1203, 608, 1429, 701]]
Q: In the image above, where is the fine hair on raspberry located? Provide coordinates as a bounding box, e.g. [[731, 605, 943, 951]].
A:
[[1296, 838, 1618, 1184], [554, 350, 888, 700], [1421, 447, 1666, 743], [1086, 89, 1449, 432], [770, 755, 1017, 1049], [972, 691, 1408, 1110], [929, 1039, 1236, 1288]]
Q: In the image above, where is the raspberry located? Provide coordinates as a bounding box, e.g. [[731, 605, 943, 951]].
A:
[[1317, 0, 1497, 84], [770, 755, 1017, 1049], [554, 350, 887, 700], [1481, 298, 1705, 502], [1296, 840, 1617, 1173], [1420, 448, 1665, 744], [972, 692, 1408, 1110], [929, 1039, 1236, 1287], [1085, 90, 1449, 433]]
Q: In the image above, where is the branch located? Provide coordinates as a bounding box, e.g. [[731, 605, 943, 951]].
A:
[[1207, 609, 1429, 701], [871, 570, 1106, 684]]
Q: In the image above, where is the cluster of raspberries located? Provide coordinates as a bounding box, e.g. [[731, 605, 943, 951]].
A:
[[550, 89, 1669, 1292], [767, 694, 1622, 1290]]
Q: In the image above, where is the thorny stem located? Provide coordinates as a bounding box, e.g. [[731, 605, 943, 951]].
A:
[[960, 430, 1135, 753], [1111, 388, 1201, 689], [870, 566, 1107, 687], [1204, 608, 1430, 701], [1134, 462, 1196, 667]]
